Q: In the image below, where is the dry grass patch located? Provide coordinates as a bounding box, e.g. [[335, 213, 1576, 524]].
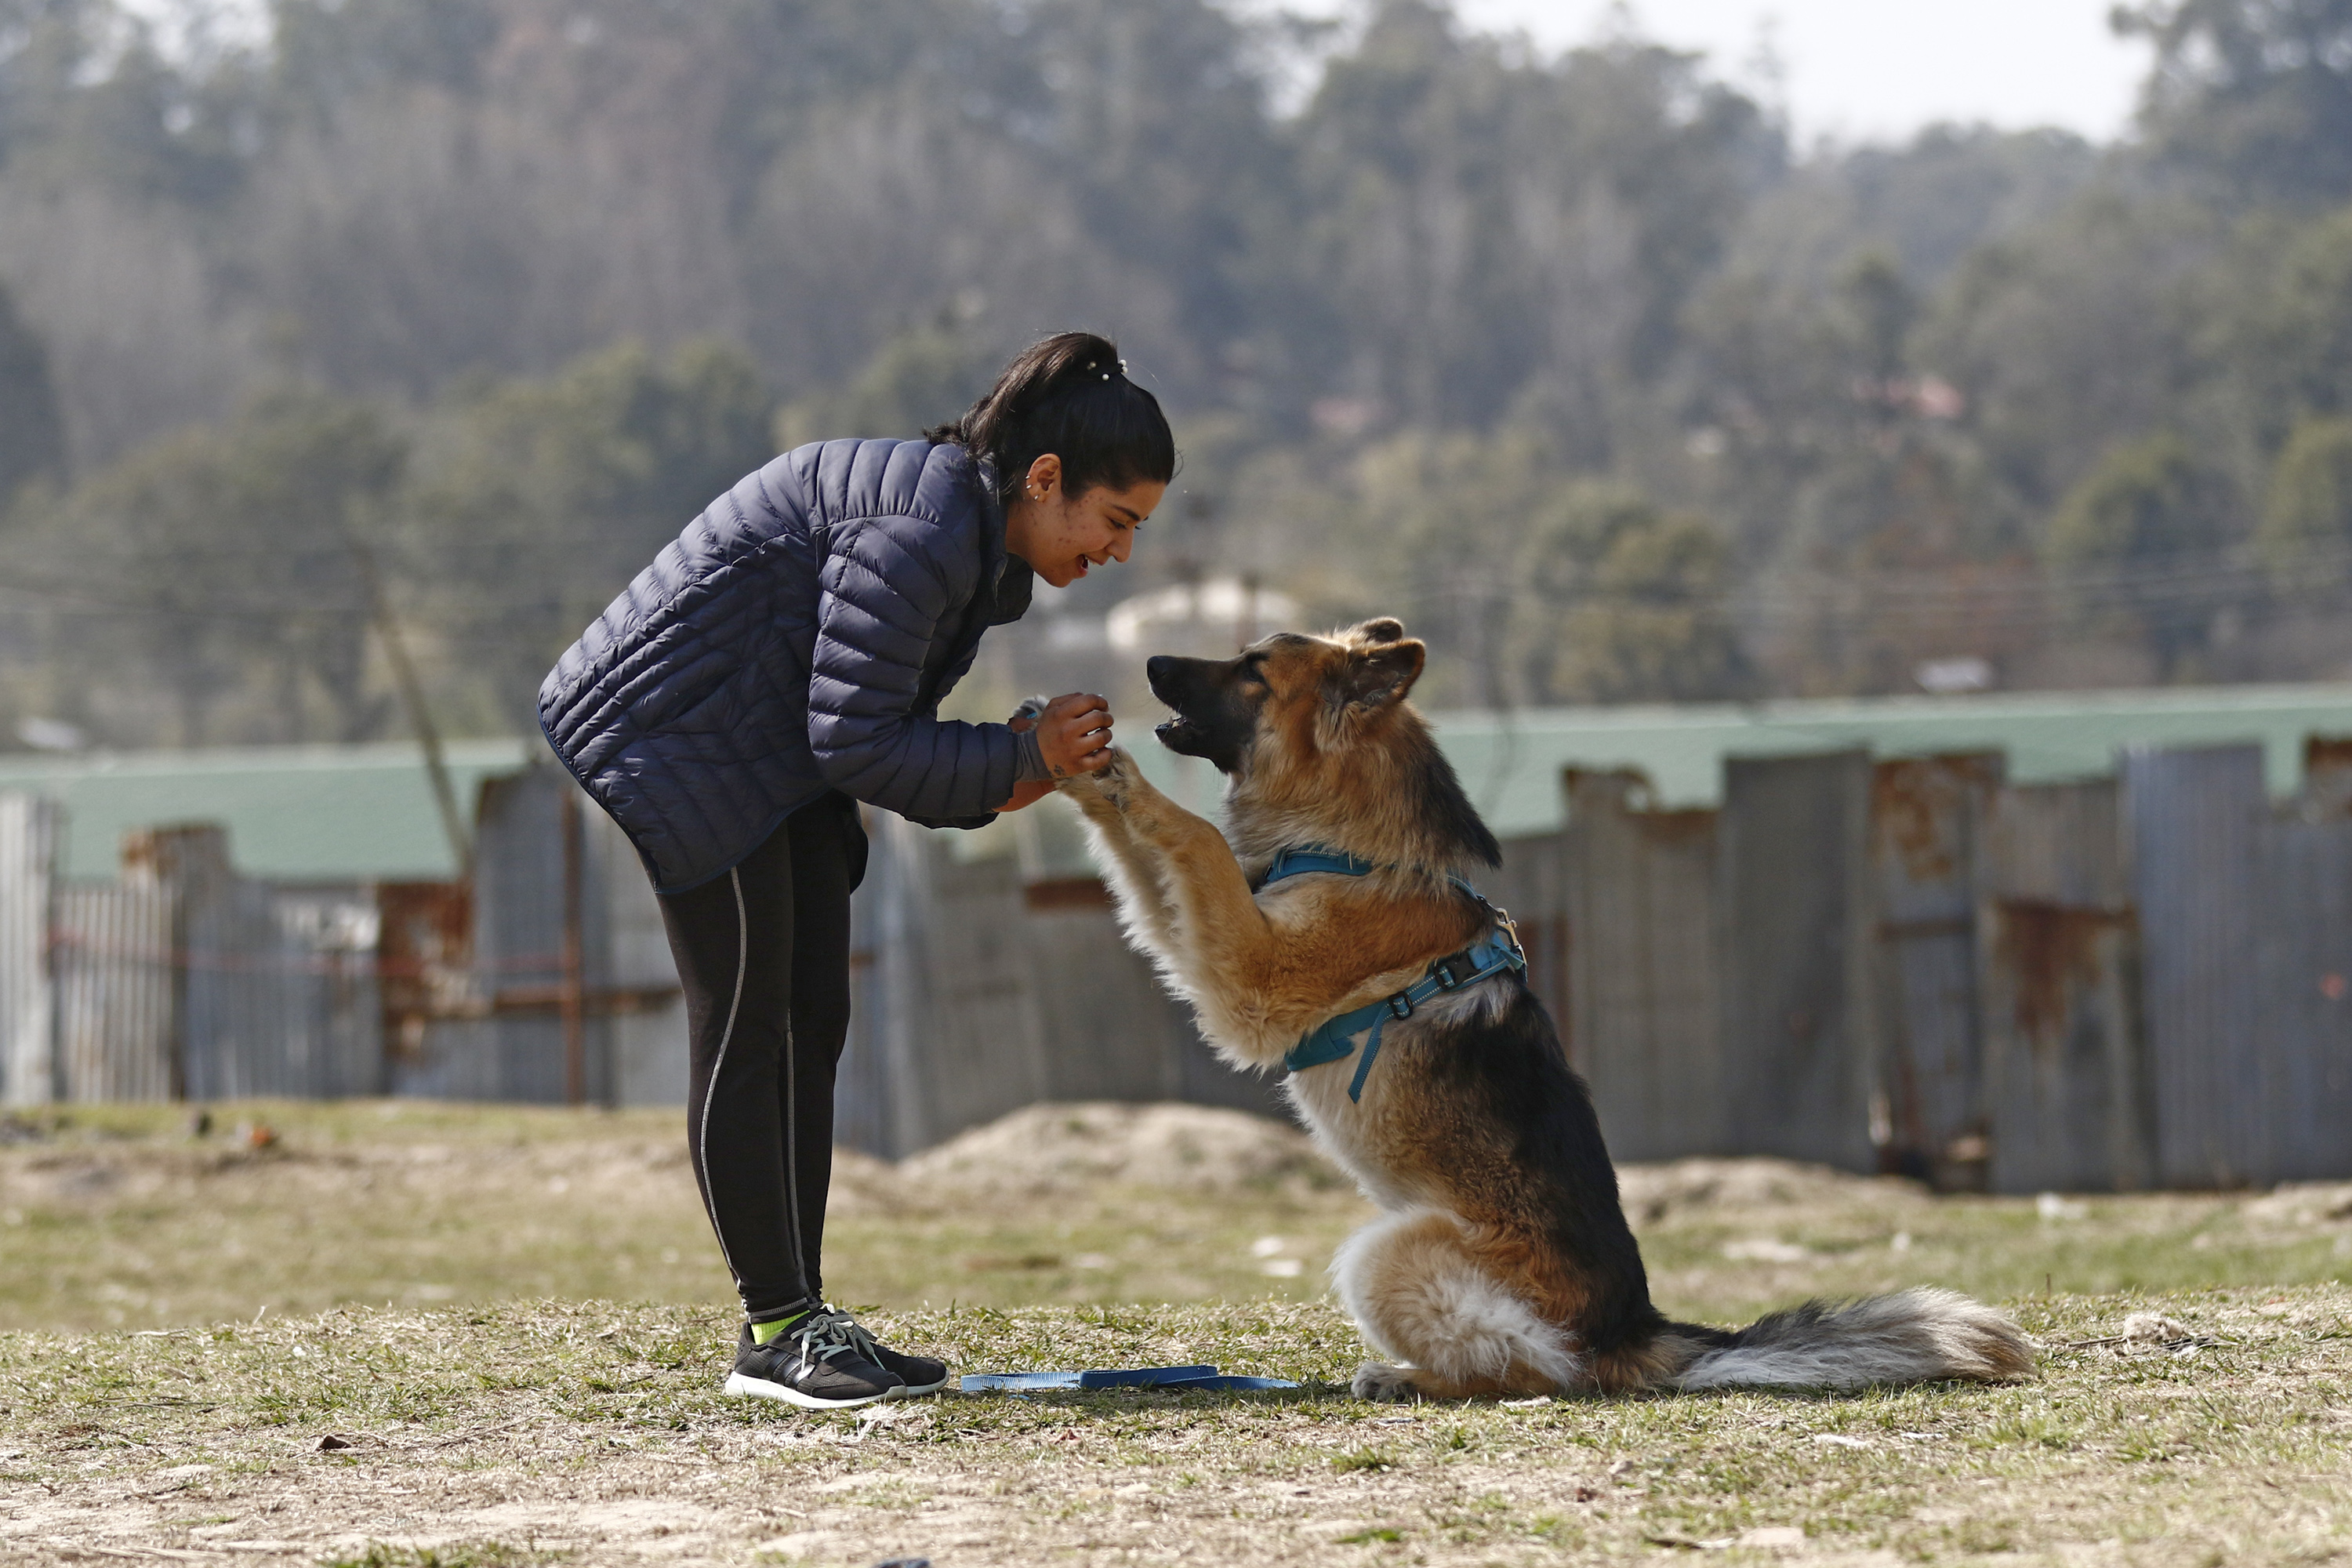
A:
[[6, 1101, 2351, 1335], [0, 1291, 2347, 1566], [3, 1102, 2350, 1563]]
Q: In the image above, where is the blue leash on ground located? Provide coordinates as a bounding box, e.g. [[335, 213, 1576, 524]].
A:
[[960, 1365, 1299, 1392]]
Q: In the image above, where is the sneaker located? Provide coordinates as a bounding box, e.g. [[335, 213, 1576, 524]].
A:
[[806, 1305, 950, 1399], [722, 1319, 902, 1409]]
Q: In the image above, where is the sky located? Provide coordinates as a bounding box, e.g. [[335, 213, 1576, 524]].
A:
[[1313, 0, 2157, 147]]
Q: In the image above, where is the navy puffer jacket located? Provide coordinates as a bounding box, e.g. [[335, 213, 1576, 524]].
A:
[[539, 438, 1039, 893]]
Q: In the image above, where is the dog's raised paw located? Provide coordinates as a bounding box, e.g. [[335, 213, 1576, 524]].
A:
[[1352, 1362, 1421, 1403], [1083, 749, 1135, 806]]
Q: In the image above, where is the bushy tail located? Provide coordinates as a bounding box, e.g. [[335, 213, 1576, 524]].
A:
[[1672, 1288, 2034, 1393]]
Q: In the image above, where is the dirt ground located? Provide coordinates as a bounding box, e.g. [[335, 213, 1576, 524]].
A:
[[2, 1102, 2349, 1566]]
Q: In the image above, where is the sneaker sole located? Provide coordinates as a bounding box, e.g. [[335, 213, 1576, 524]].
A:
[[723, 1370, 898, 1410]]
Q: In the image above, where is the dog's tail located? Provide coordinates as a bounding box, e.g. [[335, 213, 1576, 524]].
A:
[[1661, 1288, 2034, 1393]]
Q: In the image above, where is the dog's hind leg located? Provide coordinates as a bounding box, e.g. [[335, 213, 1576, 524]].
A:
[[1333, 1209, 1581, 1401]]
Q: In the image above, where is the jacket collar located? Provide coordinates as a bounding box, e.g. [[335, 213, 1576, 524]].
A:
[[968, 448, 1033, 626]]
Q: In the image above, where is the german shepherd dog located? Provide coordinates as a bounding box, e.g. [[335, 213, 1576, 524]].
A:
[[1059, 619, 2033, 1400]]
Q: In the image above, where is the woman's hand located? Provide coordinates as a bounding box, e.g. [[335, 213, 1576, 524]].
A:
[[997, 692, 1116, 811], [1031, 691, 1115, 778]]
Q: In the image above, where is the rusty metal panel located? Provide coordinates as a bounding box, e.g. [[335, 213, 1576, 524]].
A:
[[1976, 779, 2149, 1193], [2124, 744, 2270, 1189], [53, 882, 175, 1102], [0, 794, 60, 1105], [2301, 735, 2352, 815], [2252, 816, 2352, 1181], [1719, 750, 1878, 1171], [1564, 771, 1728, 1161], [1871, 755, 2002, 1189], [379, 880, 471, 1084]]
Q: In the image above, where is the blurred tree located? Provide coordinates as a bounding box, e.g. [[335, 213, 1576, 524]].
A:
[[2118, 0, 2352, 205], [2256, 414, 2352, 583], [773, 311, 996, 449], [0, 279, 64, 503], [2044, 431, 2233, 674], [401, 338, 775, 730], [13, 390, 406, 743], [1290, 0, 1777, 454], [2227, 205, 2352, 440], [1921, 192, 2214, 517], [1517, 485, 1744, 704], [269, 0, 500, 116], [1348, 427, 1561, 706]]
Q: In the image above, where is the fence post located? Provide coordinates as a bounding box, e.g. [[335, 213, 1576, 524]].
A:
[[1563, 770, 1728, 1160], [1869, 754, 2002, 1189], [0, 794, 61, 1106], [2123, 744, 2270, 1189], [1719, 750, 1880, 1173], [1975, 779, 2150, 1193]]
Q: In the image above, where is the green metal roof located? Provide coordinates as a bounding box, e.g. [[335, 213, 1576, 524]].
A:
[[974, 682, 2352, 875], [11, 681, 2352, 882], [0, 740, 538, 881], [1427, 683, 2352, 840]]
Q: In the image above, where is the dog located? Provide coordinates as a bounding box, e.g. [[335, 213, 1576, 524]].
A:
[[1058, 618, 2034, 1399]]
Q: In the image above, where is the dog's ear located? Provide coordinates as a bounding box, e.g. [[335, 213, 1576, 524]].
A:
[[1348, 617, 1407, 645], [1335, 637, 1425, 712]]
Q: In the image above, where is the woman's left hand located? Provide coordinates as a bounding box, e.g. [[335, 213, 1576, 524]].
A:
[[996, 692, 1114, 811], [1029, 691, 1116, 779]]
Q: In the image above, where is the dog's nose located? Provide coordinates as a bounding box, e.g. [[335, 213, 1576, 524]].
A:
[[1145, 655, 1180, 697]]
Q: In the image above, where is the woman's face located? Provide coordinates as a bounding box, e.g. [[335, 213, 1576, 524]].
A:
[[1005, 453, 1164, 589]]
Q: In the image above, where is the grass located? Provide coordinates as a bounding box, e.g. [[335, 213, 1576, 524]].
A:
[[5, 1100, 2349, 1333], [0, 1102, 2348, 1564]]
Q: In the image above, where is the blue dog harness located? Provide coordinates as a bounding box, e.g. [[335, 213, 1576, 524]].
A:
[[1260, 844, 1527, 1102]]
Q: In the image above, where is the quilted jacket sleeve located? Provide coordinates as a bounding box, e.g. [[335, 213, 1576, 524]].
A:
[[805, 511, 1032, 823]]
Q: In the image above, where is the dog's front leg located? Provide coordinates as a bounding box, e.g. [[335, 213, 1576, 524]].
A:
[[1081, 757, 1312, 1065], [1058, 758, 1181, 957]]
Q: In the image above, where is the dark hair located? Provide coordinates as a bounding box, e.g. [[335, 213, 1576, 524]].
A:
[[926, 331, 1175, 509]]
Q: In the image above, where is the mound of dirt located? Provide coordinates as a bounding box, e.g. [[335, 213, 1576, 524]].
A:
[[1614, 1157, 1928, 1225], [895, 1102, 1338, 1199], [2239, 1181, 2352, 1228]]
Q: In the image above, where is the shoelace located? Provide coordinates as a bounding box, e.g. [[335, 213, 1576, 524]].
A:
[[785, 1312, 868, 1368], [805, 1305, 883, 1362]]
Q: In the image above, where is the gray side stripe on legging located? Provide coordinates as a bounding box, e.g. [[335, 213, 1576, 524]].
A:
[[693, 866, 752, 1286], [782, 1006, 802, 1290]]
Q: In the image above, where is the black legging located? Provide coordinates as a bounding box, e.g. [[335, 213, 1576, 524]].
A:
[[655, 793, 866, 1323]]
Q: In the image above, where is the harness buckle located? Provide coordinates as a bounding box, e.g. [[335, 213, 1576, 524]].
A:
[[1384, 992, 1414, 1021], [1431, 956, 1465, 990], [1491, 904, 1525, 960]]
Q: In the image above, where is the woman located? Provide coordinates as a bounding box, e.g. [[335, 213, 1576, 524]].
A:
[[540, 331, 1174, 1407]]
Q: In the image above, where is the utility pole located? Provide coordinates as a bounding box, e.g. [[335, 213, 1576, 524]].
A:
[[346, 534, 474, 883]]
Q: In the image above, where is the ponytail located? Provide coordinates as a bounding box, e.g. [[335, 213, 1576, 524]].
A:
[[927, 330, 1176, 510]]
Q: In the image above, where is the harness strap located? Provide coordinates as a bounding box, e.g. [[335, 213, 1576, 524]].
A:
[[1259, 844, 1381, 884], [1261, 844, 1525, 1103]]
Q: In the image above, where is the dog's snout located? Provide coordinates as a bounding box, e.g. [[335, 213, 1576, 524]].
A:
[[1145, 655, 1184, 702]]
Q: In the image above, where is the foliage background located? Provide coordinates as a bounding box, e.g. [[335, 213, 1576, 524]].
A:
[[5, 0, 2352, 742]]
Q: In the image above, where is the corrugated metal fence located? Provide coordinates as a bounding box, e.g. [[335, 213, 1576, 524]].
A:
[[1559, 741, 2352, 1190], [7, 732, 2352, 1189], [0, 770, 683, 1112]]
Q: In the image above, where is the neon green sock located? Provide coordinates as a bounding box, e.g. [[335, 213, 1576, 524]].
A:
[[750, 1311, 808, 1346]]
